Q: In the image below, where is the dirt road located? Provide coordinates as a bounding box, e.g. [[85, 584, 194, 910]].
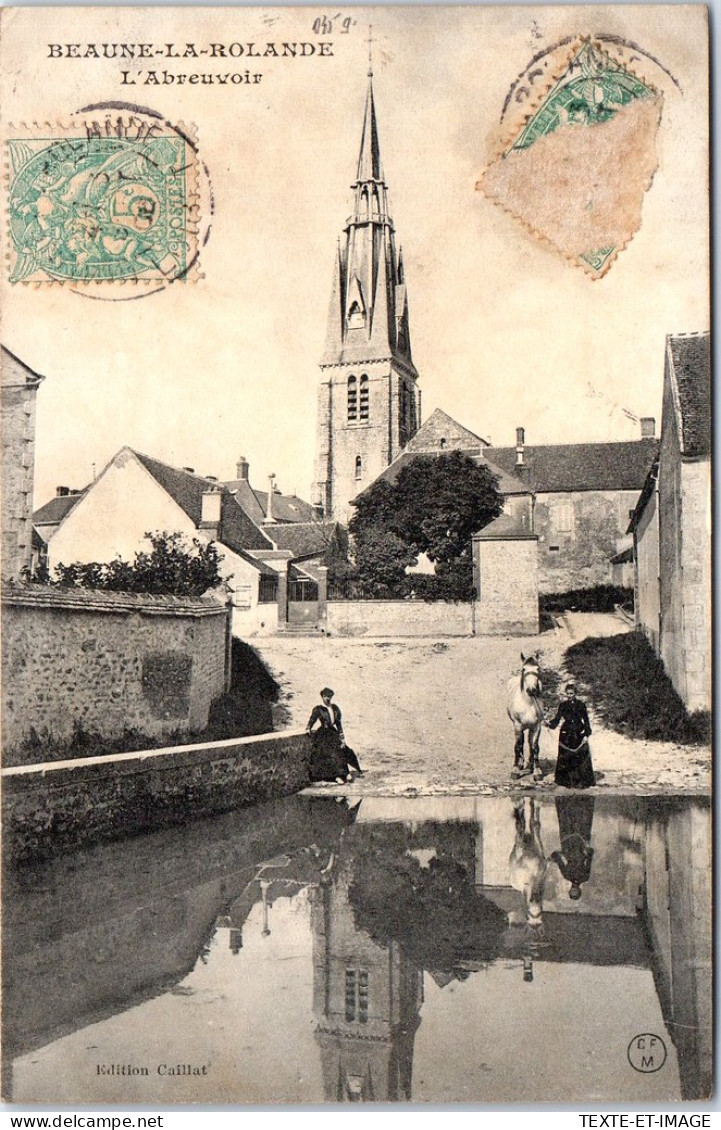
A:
[[254, 615, 710, 796]]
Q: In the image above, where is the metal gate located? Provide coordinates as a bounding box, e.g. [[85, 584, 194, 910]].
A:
[[287, 576, 319, 625]]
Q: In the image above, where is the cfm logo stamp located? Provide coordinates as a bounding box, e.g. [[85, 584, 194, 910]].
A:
[[627, 1033, 668, 1073]]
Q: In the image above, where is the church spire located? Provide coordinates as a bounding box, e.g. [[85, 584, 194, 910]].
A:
[[314, 58, 422, 522], [356, 73, 383, 184]]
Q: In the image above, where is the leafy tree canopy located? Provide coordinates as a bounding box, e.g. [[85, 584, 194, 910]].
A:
[[345, 452, 503, 599], [27, 532, 225, 597]]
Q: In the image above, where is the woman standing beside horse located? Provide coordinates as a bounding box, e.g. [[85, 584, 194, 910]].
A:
[[546, 681, 595, 788]]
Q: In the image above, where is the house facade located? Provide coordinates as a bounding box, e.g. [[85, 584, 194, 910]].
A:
[[39, 447, 280, 636], [630, 332, 711, 712], [1, 347, 45, 579], [486, 427, 658, 594], [36, 447, 344, 637]]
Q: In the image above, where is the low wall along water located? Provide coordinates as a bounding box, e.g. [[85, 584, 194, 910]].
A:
[[2, 729, 311, 860]]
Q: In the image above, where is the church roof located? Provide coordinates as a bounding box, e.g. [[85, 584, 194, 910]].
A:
[[404, 408, 490, 453], [666, 332, 710, 458], [486, 438, 659, 493], [365, 408, 529, 498]]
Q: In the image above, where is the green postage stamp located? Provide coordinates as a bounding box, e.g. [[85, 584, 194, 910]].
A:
[[6, 116, 201, 287]]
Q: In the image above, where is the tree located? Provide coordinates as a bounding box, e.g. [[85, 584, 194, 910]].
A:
[[353, 525, 418, 596], [349, 452, 503, 599], [42, 532, 225, 597]]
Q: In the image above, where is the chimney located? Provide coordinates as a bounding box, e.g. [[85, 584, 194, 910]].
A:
[[200, 486, 222, 537], [515, 426, 525, 467], [265, 474, 276, 523], [56, 486, 70, 497], [640, 417, 656, 438], [236, 456, 249, 480]]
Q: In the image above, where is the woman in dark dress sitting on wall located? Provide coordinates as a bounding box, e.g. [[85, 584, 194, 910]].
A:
[[306, 687, 363, 784], [546, 682, 595, 789]]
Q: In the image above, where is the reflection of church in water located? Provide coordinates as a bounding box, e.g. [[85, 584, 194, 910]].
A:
[[311, 870, 422, 1102], [302, 795, 711, 1103]]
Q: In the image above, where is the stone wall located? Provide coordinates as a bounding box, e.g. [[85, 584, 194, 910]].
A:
[[473, 536, 539, 636], [657, 376, 685, 706], [535, 489, 639, 593], [1, 350, 43, 580], [634, 484, 660, 652], [679, 460, 711, 711], [2, 585, 228, 755], [326, 600, 473, 637], [232, 599, 279, 637], [2, 728, 311, 860]]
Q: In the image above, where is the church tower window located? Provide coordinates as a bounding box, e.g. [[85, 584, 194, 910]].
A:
[[360, 375, 370, 421], [347, 376, 358, 422], [355, 455, 362, 479], [345, 969, 369, 1023]]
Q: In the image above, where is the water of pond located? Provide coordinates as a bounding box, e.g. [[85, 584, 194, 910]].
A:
[[3, 792, 711, 1104]]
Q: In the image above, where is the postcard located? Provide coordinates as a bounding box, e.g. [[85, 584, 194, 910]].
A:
[[0, 5, 711, 1107]]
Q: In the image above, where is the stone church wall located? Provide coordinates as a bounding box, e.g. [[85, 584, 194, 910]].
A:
[[2, 584, 228, 756]]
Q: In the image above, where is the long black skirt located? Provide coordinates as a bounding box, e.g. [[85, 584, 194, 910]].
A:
[[554, 739, 595, 789], [309, 730, 356, 782]]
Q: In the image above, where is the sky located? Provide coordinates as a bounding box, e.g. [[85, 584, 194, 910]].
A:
[[0, 5, 709, 509]]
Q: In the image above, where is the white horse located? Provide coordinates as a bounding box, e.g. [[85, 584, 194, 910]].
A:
[[507, 797, 547, 929], [507, 652, 544, 780]]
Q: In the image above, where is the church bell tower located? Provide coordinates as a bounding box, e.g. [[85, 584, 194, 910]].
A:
[[313, 64, 421, 523]]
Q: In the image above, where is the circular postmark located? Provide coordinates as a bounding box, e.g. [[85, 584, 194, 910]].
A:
[[7, 103, 212, 298], [627, 1033, 668, 1073]]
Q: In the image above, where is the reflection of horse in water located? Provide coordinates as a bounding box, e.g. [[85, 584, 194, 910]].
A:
[[507, 653, 544, 779], [508, 797, 547, 931]]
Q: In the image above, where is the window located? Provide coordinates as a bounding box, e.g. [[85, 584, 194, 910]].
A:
[[345, 969, 369, 1023], [347, 376, 357, 422], [258, 574, 278, 604], [359, 375, 369, 421], [553, 499, 574, 533], [355, 455, 362, 480], [347, 302, 364, 329], [288, 578, 318, 602]]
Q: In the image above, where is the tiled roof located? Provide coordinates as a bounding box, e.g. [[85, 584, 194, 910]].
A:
[[627, 456, 659, 533], [1, 345, 46, 387], [267, 521, 341, 558], [133, 450, 273, 553], [224, 479, 317, 524], [667, 332, 711, 458], [33, 491, 87, 526], [486, 438, 659, 493], [475, 512, 537, 540]]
